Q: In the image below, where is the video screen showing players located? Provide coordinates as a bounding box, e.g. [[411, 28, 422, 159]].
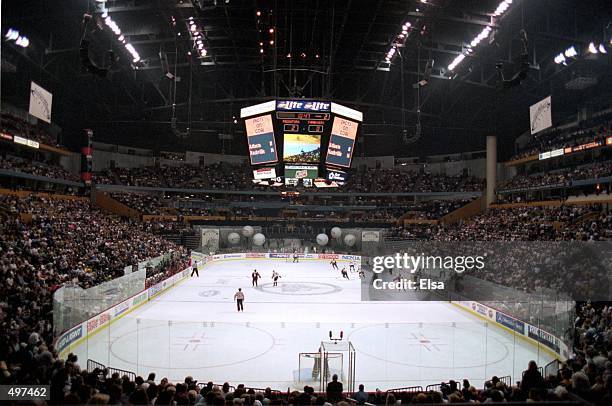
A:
[[245, 115, 278, 165], [283, 133, 321, 163], [325, 117, 358, 168]]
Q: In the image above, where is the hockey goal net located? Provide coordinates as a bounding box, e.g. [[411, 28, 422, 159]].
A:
[[295, 341, 355, 392]]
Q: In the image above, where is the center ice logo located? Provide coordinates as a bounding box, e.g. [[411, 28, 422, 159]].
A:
[[199, 290, 220, 297], [260, 281, 342, 295], [281, 283, 318, 293]]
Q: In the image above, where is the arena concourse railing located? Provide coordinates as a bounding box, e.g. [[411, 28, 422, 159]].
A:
[[87, 359, 137, 382]]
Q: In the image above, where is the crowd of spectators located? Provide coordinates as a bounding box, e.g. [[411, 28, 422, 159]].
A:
[[92, 164, 484, 193], [0, 193, 186, 376], [511, 112, 610, 160], [405, 199, 474, 220], [111, 192, 167, 215], [1, 354, 610, 404], [345, 169, 483, 193], [0, 155, 81, 182], [104, 190, 476, 223], [498, 161, 612, 191], [1, 112, 59, 147], [93, 163, 252, 190], [436, 205, 605, 241], [387, 205, 609, 242]]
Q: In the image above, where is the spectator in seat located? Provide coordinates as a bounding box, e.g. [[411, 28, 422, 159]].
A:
[[326, 374, 343, 403], [353, 384, 368, 404], [521, 360, 544, 394], [296, 386, 314, 405]]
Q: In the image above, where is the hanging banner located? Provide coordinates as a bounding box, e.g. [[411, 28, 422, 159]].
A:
[[529, 96, 552, 135], [29, 81, 53, 123]]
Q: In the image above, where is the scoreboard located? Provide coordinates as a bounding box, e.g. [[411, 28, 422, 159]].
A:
[[240, 99, 362, 188]]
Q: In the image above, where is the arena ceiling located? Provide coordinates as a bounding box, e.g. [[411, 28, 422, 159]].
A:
[[2, 0, 611, 157]]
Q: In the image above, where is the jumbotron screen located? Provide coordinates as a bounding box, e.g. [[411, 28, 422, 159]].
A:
[[245, 114, 278, 165], [283, 133, 321, 163]]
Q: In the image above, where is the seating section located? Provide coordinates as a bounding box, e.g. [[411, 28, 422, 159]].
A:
[[0, 194, 187, 372], [1, 112, 59, 146]]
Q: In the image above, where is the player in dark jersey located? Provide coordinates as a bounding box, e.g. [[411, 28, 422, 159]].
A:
[[341, 267, 349, 280], [252, 270, 261, 287], [330, 259, 338, 270]]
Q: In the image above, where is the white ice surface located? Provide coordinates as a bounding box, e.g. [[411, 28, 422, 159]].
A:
[[74, 259, 553, 390]]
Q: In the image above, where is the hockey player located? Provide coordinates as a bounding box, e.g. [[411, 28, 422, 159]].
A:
[[330, 259, 338, 270], [252, 269, 261, 287], [292, 253, 299, 263], [234, 288, 245, 312], [272, 270, 281, 286], [349, 261, 356, 272], [341, 267, 349, 280]]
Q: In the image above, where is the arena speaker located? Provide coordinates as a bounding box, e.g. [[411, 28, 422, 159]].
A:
[[496, 30, 529, 89], [79, 14, 112, 78]]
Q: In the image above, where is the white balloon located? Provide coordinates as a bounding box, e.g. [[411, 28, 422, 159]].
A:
[[227, 232, 240, 244], [242, 225, 254, 238], [316, 233, 329, 246], [252, 233, 266, 246], [330, 227, 342, 239], [343, 234, 356, 247]]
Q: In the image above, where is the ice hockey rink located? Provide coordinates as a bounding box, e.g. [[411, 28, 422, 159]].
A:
[[73, 258, 555, 390]]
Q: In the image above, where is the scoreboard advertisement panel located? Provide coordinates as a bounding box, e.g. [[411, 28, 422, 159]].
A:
[[245, 115, 278, 165], [326, 117, 358, 168], [285, 165, 318, 186], [252, 167, 277, 180]]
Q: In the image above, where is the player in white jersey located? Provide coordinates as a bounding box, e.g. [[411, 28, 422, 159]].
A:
[[272, 270, 281, 286]]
